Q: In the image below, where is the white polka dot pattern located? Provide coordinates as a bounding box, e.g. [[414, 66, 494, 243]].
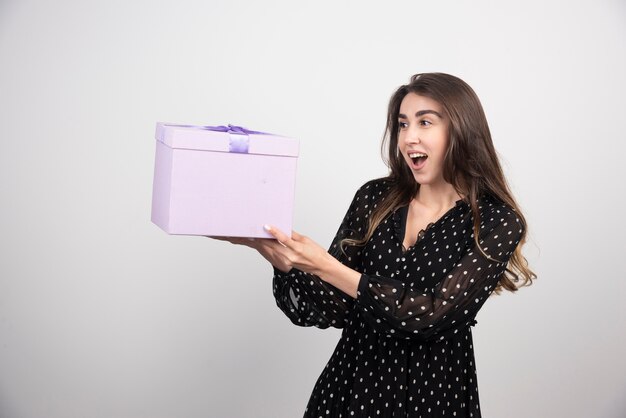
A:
[[272, 178, 525, 417]]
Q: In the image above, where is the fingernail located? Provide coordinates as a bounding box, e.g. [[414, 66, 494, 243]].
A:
[[263, 224, 271, 231]]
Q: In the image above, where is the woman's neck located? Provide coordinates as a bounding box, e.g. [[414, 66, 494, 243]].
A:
[[414, 183, 464, 212]]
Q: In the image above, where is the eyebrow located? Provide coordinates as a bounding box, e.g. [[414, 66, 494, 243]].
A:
[[398, 110, 443, 119]]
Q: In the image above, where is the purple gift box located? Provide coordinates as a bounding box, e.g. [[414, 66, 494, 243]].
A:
[[151, 122, 299, 238]]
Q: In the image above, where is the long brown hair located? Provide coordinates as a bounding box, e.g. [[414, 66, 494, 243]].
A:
[[341, 72, 536, 294]]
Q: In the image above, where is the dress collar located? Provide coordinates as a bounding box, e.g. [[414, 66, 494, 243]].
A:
[[391, 198, 470, 248]]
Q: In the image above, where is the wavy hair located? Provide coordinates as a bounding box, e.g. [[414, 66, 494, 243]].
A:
[[340, 72, 536, 294]]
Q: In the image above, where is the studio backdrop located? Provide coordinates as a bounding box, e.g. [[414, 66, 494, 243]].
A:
[[0, 0, 625, 417]]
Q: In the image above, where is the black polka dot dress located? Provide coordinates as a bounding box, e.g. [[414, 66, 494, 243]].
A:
[[272, 177, 525, 417]]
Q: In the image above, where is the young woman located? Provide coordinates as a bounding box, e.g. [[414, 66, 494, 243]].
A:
[[216, 72, 536, 417]]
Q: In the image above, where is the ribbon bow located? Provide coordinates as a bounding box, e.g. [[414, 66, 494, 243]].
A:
[[202, 124, 268, 135], [164, 123, 268, 153], [165, 123, 268, 135]]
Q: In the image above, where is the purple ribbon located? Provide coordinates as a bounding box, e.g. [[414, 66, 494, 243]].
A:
[[205, 124, 268, 136], [165, 123, 269, 153]]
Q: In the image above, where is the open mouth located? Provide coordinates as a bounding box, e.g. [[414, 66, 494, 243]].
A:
[[409, 152, 428, 168]]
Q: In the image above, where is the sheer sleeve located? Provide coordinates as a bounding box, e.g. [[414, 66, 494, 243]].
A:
[[355, 203, 525, 342], [272, 180, 381, 328]]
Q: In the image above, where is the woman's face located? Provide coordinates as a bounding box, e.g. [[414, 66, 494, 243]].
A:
[[397, 92, 449, 186]]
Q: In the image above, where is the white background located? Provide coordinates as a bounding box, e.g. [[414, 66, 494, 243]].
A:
[[1, 0, 625, 417]]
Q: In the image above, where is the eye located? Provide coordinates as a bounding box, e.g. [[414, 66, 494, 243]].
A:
[[419, 119, 432, 126], [398, 121, 408, 129]]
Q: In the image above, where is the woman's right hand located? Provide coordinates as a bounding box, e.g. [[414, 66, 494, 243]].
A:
[[207, 236, 293, 273]]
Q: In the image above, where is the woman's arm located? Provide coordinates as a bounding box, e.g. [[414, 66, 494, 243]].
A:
[[216, 180, 381, 328], [264, 228, 361, 298], [266, 202, 525, 341], [267, 182, 378, 328]]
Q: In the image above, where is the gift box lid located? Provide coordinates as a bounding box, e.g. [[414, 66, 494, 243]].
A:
[[155, 122, 299, 157]]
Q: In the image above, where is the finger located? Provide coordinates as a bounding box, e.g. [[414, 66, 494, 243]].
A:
[[264, 225, 294, 247], [291, 230, 305, 241], [207, 236, 233, 242], [210, 236, 248, 246], [256, 238, 277, 252], [256, 239, 291, 263]]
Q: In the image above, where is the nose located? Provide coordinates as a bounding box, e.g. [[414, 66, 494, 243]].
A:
[[405, 125, 421, 143]]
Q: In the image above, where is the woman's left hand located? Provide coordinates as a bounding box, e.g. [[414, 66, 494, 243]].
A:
[[263, 225, 333, 277]]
